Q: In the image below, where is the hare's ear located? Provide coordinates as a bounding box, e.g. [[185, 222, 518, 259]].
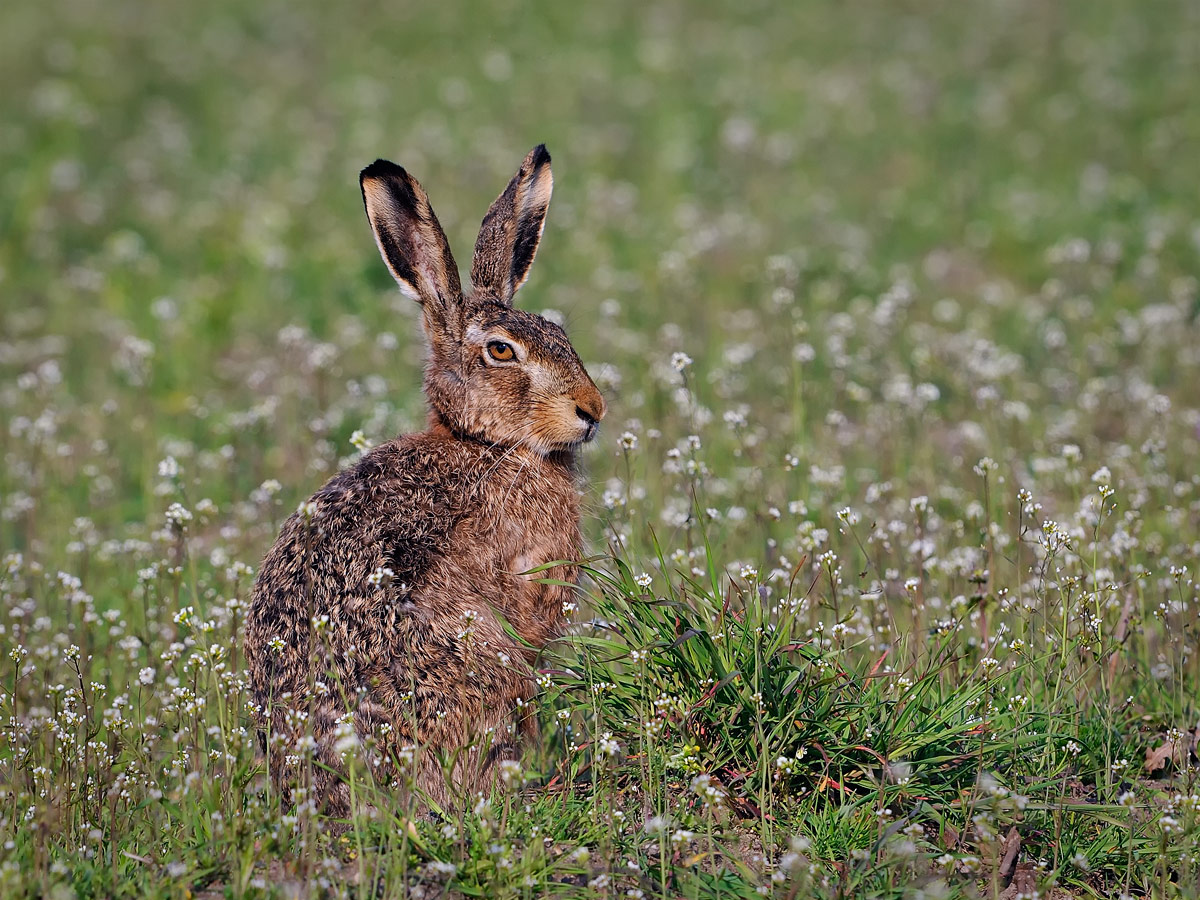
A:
[[360, 160, 463, 341], [470, 144, 553, 306]]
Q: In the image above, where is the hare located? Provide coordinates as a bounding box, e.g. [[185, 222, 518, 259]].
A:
[[244, 145, 605, 816]]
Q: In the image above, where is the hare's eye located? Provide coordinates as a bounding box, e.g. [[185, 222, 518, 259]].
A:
[[486, 341, 515, 362]]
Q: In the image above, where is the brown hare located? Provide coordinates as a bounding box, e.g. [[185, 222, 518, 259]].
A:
[[244, 145, 605, 815]]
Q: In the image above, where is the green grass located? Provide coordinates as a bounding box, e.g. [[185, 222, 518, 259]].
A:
[[2, 0, 1199, 896]]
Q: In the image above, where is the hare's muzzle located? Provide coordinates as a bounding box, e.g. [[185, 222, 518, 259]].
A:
[[573, 385, 606, 443]]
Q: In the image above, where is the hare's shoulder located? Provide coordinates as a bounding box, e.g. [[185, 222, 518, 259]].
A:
[[303, 432, 488, 511], [254, 436, 486, 608], [363, 436, 496, 585]]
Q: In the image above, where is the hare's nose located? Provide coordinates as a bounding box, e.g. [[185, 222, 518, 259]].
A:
[[574, 388, 606, 426]]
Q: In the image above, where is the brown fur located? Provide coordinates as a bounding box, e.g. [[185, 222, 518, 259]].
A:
[[244, 146, 605, 815]]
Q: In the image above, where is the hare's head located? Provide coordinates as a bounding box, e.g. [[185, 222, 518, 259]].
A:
[[361, 146, 605, 456]]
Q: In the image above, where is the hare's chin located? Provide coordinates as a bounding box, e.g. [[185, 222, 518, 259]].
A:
[[534, 423, 597, 453], [565, 419, 599, 446]]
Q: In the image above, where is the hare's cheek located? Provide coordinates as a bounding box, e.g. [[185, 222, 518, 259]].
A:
[[481, 367, 531, 402], [541, 396, 586, 437], [524, 361, 560, 396]]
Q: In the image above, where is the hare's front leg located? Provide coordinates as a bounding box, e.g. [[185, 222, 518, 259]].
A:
[[458, 665, 540, 800]]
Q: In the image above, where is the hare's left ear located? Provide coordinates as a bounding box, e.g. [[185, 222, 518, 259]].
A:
[[360, 160, 463, 346], [470, 144, 553, 306]]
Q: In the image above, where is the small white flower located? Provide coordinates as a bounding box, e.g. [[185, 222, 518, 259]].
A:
[[423, 861, 457, 878], [973, 456, 997, 476], [670, 351, 693, 372], [333, 720, 359, 754], [643, 815, 671, 835], [670, 829, 695, 847], [597, 732, 620, 758], [367, 566, 395, 587], [689, 772, 725, 808], [497, 759, 523, 788], [165, 503, 193, 529]]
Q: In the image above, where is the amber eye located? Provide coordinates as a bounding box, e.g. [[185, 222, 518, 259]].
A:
[[486, 340, 515, 362]]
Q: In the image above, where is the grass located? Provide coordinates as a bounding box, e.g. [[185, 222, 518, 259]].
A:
[[2, 0, 1199, 895]]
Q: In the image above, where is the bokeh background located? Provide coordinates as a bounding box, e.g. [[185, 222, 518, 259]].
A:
[[2, 0, 1200, 896], [4, 0, 1198, 515]]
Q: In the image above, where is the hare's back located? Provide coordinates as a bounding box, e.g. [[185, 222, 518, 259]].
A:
[[249, 435, 485, 614]]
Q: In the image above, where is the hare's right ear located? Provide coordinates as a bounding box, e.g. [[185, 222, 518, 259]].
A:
[[360, 160, 463, 343], [470, 144, 553, 306]]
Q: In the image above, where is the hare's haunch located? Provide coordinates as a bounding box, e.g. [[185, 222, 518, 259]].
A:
[[244, 146, 605, 814]]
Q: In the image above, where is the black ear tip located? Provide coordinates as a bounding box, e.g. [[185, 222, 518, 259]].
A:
[[360, 158, 409, 185], [530, 144, 551, 168]]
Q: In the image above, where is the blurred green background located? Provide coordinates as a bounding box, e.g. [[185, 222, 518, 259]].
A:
[[4, 0, 1197, 505], [4, 0, 1197, 380]]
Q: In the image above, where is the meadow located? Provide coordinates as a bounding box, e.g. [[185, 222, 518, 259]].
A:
[[2, 0, 1200, 896]]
